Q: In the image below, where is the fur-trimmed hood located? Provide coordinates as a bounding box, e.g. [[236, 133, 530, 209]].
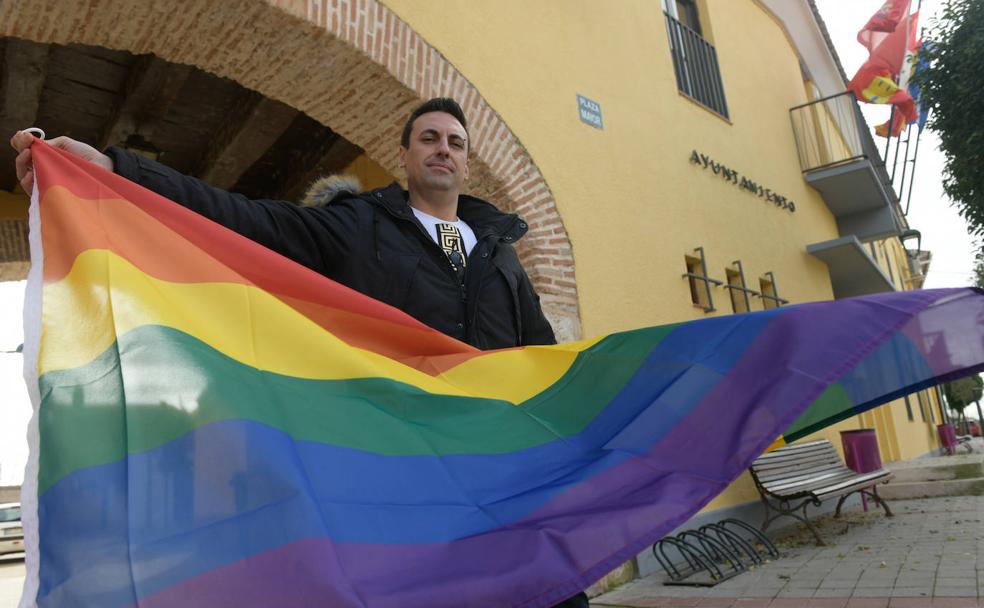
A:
[[303, 177, 527, 244], [302, 175, 362, 207]]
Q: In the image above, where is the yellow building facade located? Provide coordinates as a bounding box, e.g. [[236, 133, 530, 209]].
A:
[[340, 0, 947, 526]]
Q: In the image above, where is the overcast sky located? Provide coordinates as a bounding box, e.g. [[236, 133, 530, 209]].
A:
[[0, 0, 977, 485]]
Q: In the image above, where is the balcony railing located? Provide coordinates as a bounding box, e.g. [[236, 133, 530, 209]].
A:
[[665, 12, 729, 119], [790, 91, 913, 225], [792, 91, 905, 251], [789, 91, 868, 173]]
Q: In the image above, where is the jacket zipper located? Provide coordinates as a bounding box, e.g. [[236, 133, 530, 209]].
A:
[[378, 204, 479, 334], [369, 189, 526, 345]]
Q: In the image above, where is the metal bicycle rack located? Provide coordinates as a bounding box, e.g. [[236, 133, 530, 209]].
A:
[[652, 518, 779, 586]]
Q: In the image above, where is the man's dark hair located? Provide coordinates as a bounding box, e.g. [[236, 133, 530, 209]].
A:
[[400, 98, 469, 149]]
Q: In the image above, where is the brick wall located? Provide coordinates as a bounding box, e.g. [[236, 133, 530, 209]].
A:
[[1, 0, 581, 339], [0, 220, 27, 263]]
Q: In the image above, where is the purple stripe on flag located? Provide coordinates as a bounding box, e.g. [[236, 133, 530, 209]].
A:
[[137, 469, 718, 608], [900, 290, 984, 375], [139, 291, 955, 608]]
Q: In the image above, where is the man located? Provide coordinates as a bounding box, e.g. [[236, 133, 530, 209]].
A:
[[13, 98, 554, 350], [11, 98, 588, 607]]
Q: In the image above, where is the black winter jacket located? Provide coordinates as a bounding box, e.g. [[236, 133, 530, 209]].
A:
[[107, 147, 556, 350]]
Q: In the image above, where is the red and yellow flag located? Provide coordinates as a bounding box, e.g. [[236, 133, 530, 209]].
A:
[[857, 0, 912, 51], [849, 6, 920, 132]]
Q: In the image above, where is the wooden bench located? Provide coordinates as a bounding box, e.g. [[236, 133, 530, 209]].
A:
[[749, 439, 894, 545]]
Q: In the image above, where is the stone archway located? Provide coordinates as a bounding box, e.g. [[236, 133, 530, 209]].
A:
[[0, 0, 581, 340]]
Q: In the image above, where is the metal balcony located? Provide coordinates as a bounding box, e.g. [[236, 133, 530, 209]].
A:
[[806, 236, 895, 299], [789, 91, 902, 243], [665, 12, 729, 119]]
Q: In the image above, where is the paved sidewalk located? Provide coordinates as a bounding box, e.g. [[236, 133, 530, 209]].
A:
[[0, 555, 25, 608], [593, 496, 984, 607]]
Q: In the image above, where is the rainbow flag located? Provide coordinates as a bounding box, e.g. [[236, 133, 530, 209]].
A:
[[19, 141, 984, 607]]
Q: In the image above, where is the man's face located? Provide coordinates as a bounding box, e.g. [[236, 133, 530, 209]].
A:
[[399, 111, 469, 195]]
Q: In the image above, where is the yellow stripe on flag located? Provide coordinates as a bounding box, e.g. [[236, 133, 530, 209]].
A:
[[41, 249, 602, 404]]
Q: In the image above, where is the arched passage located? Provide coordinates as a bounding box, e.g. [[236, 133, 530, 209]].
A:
[[0, 0, 582, 339]]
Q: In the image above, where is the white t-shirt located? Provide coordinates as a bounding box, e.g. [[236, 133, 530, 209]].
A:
[[411, 207, 477, 256]]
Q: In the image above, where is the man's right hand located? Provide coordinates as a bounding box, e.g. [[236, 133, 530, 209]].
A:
[[10, 131, 114, 193]]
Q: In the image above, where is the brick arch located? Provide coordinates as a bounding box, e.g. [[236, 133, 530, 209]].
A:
[[1, 0, 582, 340]]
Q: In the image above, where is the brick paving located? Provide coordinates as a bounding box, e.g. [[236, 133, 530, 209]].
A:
[[593, 496, 984, 607]]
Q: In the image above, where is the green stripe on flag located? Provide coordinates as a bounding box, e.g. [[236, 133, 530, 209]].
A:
[[38, 324, 674, 495]]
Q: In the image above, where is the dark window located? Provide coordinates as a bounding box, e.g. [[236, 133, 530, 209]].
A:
[[724, 260, 757, 314], [903, 394, 914, 421], [883, 243, 895, 285], [675, 0, 702, 35], [683, 247, 721, 312], [934, 386, 947, 424], [726, 268, 748, 313], [758, 272, 788, 309], [664, 3, 728, 118], [686, 256, 706, 308]]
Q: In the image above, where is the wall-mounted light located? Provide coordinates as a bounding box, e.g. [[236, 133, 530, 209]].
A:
[[900, 229, 921, 255]]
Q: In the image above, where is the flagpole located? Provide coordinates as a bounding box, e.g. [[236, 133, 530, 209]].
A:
[[897, 124, 914, 207], [891, 3, 921, 193], [904, 126, 924, 216], [898, 20, 925, 213], [891, 121, 906, 185], [883, 106, 895, 161], [903, 4, 924, 215]]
